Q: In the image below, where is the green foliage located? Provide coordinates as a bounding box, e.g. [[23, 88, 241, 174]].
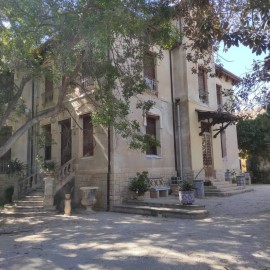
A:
[[237, 113, 270, 183], [129, 171, 149, 196], [179, 181, 195, 191], [1, 0, 270, 157], [237, 113, 270, 159], [6, 158, 27, 177], [36, 155, 57, 173]]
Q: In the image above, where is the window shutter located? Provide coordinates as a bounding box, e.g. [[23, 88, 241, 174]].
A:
[[146, 117, 157, 155], [144, 53, 156, 79], [83, 115, 94, 156]]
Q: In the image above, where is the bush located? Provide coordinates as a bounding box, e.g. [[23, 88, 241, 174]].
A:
[[6, 158, 27, 177], [4, 186, 14, 203], [129, 171, 149, 196]]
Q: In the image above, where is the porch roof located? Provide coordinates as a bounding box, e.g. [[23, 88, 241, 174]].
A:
[[196, 109, 240, 138]]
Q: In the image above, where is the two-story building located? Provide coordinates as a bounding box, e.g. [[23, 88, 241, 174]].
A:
[[0, 42, 241, 208]]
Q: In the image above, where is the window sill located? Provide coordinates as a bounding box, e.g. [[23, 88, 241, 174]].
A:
[[146, 155, 161, 159]]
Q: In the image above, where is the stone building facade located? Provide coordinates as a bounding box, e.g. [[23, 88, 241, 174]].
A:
[[0, 44, 241, 207]]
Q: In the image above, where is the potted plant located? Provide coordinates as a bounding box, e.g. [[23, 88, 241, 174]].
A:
[[179, 181, 195, 205], [36, 155, 57, 176], [129, 171, 149, 200]]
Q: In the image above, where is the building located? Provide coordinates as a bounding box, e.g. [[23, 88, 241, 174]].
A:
[[0, 43, 241, 208]]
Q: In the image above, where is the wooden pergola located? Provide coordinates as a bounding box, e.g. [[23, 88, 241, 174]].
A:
[[196, 109, 240, 138]]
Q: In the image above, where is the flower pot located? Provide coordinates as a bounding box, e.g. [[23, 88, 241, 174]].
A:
[[236, 175, 245, 187], [179, 190, 195, 205]]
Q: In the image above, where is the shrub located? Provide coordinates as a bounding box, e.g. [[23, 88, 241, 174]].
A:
[[179, 181, 195, 191], [129, 171, 149, 196], [6, 159, 27, 177]]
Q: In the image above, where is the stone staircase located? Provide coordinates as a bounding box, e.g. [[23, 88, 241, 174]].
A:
[[204, 180, 253, 197], [112, 199, 209, 219], [3, 187, 52, 216]]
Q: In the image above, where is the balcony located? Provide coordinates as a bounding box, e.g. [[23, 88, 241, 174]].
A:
[[81, 77, 94, 91], [144, 76, 158, 95], [199, 89, 209, 104]]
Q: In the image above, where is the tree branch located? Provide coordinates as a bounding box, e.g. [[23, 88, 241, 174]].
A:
[[0, 76, 31, 128], [0, 106, 59, 158]]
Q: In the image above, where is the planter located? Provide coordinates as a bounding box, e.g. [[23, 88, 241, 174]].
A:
[[194, 180, 204, 198], [236, 175, 245, 187], [134, 191, 150, 200], [179, 190, 195, 205], [244, 172, 251, 185], [225, 171, 232, 182]]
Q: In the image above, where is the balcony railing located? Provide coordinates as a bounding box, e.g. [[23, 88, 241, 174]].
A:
[[145, 76, 158, 95], [81, 77, 94, 91], [199, 89, 209, 104]]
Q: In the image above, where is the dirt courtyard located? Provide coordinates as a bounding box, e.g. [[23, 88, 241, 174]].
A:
[[0, 185, 269, 270]]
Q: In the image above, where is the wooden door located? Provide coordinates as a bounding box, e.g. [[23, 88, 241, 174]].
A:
[[201, 123, 214, 178], [60, 119, 72, 165]]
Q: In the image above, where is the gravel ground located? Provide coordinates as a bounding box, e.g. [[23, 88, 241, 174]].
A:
[[0, 184, 269, 270]]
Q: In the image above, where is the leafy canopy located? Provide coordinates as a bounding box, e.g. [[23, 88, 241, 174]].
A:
[[0, 0, 270, 157]]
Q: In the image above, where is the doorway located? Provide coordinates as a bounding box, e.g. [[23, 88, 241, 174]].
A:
[[201, 122, 214, 179], [60, 119, 72, 165]]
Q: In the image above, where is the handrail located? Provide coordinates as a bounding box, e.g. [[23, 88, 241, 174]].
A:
[[13, 171, 41, 200], [194, 167, 205, 180], [54, 158, 76, 194]]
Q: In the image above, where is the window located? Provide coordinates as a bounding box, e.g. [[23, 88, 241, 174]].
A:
[[216, 84, 222, 110], [0, 126, 12, 173], [198, 67, 208, 104], [220, 131, 227, 158], [81, 62, 94, 90], [45, 76, 54, 103], [143, 52, 158, 94], [82, 114, 94, 157], [43, 124, 52, 161], [146, 116, 158, 155]]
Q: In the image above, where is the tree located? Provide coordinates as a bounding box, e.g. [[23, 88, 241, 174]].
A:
[[237, 113, 270, 182], [177, 0, 270, 113], [0, 0, 178, 158], [0, 0, 270, 158]]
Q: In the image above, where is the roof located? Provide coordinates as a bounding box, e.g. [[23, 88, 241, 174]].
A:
[[215, 65, 241, 84]]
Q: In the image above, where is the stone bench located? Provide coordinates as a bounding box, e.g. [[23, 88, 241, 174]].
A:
[[148, 177, 170, 198]]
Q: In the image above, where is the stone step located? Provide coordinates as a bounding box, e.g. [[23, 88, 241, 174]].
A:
[[112, 204, 208, 219], [4, 204, 45, 213], [205, 187, 253, 197], [1, 210, 55, 217], [204, 186, 245, 192], [124, 200, 206, 210], [13, 200, 44, 206], [23, 195, 44, 201]]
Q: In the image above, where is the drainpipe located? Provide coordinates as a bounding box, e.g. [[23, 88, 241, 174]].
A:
[[169, 50, 179, 176], [106, 125, 111, 211], [175, 98, 183, 179], [30, 79, 35, 174]]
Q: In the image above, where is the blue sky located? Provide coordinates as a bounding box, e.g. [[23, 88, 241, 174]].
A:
[[218, 44, 266, 78]]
